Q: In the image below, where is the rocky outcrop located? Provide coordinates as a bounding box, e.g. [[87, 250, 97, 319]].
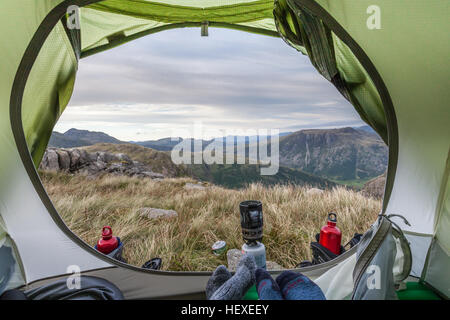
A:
[[306, 188, 324, 196], [39, 147, 166, 179], [42, 148, 60, 171], [361, 173, 386, 199], [138, 208, 178, 219]]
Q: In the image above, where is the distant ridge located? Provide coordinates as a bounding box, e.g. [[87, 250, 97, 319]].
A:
[[49, 128, 123, 148], [278, 127, 387, 181], [48, 126, 387, 184], [131, 132, 293, 152]]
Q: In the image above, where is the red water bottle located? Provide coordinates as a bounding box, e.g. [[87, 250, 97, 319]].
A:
[[96, 226, 118, 254], [319, 213, 342, 255]]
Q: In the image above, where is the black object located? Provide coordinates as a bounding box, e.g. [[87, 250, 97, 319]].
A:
[[345, 233, 363, 249], [297, 233, 363, 267], [24, 276, 124, 300], [239, 200, 263, 244], [0, 289, 28, 300], [297, 260, 313, 268], [142, 258, 162, 270], [311, 242, 344, 264]]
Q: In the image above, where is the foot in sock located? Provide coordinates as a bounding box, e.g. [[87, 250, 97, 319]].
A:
[[209, 254, 256, 300], [276, 271, 326, 300], [206, 265, 232, 299], [255, 268, 283, 300]]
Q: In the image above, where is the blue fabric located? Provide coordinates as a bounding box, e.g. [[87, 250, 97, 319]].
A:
[[276, 271, 326, 300], [255, 268, 283, 300]]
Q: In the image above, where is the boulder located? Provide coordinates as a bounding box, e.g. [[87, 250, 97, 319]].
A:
[[94, 161, 107, 171], [104, 152, 119, 163], [138, 207, 178, 220], [78, 149, 90, 166], [96, 152, 107, 163], [117, 153, 131, 163], [69, 148, 81, 169], [46, 149, 60, 171], [56, 150, 71, 170], [306, 188, 324, 196], [39, 147, 167, 180], [184, 182, 206, 191]]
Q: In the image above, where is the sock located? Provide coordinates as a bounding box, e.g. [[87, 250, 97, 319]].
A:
[[255, 268, 283, 300], [206, 265, 232, 300], [276, 271, 326, 300], [210, 254, 256, 300]]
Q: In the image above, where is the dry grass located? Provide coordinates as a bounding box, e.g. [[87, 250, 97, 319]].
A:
[[40, 171, 381, 271]]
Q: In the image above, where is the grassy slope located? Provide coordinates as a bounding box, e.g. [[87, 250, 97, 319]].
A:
[[187, 163, 336, 189], [331, 177, 372, 190], [40, 171, 381, 271], [81, 143, 334, 189]]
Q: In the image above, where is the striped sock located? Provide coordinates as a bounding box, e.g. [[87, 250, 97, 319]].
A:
[[255, 268, 283, 300], [276, 271, 326, 300]]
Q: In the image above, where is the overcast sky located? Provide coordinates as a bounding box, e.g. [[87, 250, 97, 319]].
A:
[[55, 27, 364, 141]]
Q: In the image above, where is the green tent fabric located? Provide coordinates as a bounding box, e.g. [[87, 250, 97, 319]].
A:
[[0, 0, 448, 299]]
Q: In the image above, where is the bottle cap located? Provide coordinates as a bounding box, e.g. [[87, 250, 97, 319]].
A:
[[327, 213, 337, 225], [102, 226, 113, 239]]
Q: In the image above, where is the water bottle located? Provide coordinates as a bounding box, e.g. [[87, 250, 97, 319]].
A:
[[319, 213, 342, 255]]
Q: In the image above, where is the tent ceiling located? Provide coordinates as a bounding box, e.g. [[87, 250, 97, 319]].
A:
[[80, 0, 279, 56], [88, 0, 275, 24]]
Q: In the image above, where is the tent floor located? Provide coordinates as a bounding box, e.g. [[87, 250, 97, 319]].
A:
[[396, 282, 441, 300]]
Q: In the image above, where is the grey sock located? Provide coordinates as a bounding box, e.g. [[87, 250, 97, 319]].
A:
[[210, 254, 256, 300], [206, 265, 232, 299]]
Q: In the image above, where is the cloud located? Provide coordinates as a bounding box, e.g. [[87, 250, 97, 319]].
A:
[[56, 27, 364, 140]]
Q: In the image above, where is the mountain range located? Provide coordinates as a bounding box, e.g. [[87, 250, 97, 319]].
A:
[[49, 128, 122, 148], [48, 126, 387, 187], [278, 127, 386, 181]]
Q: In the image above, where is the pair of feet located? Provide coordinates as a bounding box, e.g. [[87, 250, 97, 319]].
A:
[[206, 254, 325, 300]]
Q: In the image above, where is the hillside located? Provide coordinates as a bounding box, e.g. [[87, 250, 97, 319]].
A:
[[39, 172, 381, 271], [132, 137, 182, 151], [278, 127, 387, 181], [187, 163, 335, 189], [133, 132, 293, 152], [48, 127, 388, 186], [81, 143, 187, 177], [82, 143, 335, 189], [361, 173, 386, 199], [42, 142, 334, 189]]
